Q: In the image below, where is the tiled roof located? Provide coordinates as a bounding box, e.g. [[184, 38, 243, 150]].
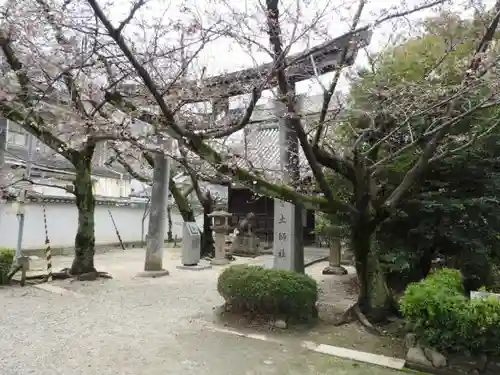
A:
[[5, 144, 130, 179]]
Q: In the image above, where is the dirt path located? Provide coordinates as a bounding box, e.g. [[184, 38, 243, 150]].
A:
[[1, 249, 408, 375]]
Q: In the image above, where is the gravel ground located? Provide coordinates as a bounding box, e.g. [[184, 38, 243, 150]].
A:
[[0, 249, 406, 375]]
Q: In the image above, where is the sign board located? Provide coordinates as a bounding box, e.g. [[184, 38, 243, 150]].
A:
[[273, 199, 295, 270], [186, 222, 200, 236], [471, 291, 500, 301], [182, 222, 201, 266]]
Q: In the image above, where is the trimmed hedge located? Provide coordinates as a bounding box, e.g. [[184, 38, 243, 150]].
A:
[[217, 264, 318, 322], [400, 268, 500, 356], [0, 248, 14, 285]]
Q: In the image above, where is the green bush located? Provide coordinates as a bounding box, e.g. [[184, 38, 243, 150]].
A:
[[0, 248, 14, 285], [217, 264, 318, 322], [400, 268, 500, 356]]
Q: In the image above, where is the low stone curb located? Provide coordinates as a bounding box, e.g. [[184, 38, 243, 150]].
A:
[[32, 284, 85, 298], [210, 325, 406, 371], [211, 324, 500, 375]]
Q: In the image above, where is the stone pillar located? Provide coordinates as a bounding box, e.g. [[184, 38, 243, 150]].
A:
[[141, 151, 170, 275], [272, 95, 304, 272], [208, 210, 232, 265], [322, 226, 347, 275]]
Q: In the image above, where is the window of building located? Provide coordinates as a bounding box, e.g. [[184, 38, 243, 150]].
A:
[[7, 131, 27, 147], [6, 121, 28, 148]]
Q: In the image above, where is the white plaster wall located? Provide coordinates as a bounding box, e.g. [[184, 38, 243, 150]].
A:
[[0, 202, 203, 249], [29, 176, 132, 199], [93, 177, 132, 198]]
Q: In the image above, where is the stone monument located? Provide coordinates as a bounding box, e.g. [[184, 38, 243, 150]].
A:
[[273, 199, 294, 270], [177, 221, 211, 271], [208, 210, 232, 265]]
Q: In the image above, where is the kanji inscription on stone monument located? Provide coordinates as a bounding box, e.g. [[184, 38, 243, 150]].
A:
[[273, 199, 294, 270]]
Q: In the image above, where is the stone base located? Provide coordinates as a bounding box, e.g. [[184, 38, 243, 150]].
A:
[[211, 258, 230, 266], [176, 263, 212, 271], [16, 256, 30, 271], [136, 269, 170, 278], [231, 250, 259, 258], [322, 265, 348, 275]]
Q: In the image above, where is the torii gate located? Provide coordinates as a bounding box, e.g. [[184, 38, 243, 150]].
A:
[[165, 27, 371, 104], [121, 27, 372, 110], [124, 27, 372, 271], [175, 27, 371, 271]]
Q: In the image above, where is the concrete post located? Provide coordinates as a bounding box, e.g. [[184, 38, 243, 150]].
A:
[[15, 133, 33, 262]]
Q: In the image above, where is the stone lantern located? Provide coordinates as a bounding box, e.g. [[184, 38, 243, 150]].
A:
[[322, 225, 348, 275], [208, 210, 232, 265]]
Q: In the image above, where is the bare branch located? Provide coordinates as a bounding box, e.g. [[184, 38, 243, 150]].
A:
[[86, 0, 188, 140], [117, 0, 147, 34], [313, 0, 366, 147], [264, 0, 355, 214], [21, 178, 73, 194], [372, 0, 447, 28]]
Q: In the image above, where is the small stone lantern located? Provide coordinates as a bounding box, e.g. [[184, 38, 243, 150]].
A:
[[208, 210, 232, 265], [322, 225, 348, 275]]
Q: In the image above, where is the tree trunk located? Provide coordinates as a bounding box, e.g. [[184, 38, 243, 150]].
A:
[[170, 178, 195, 222], [167, 204, 173, 242], [201, 198, 214, 258], [351, 220, 392, 320], [70, 155, 96, 275]]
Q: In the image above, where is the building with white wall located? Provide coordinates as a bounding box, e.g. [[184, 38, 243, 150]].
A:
[[3, 120, 133, 199]]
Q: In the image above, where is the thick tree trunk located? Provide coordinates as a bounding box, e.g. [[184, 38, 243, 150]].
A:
[[70, 155, 96, 275], [167, 205, 173, 242], [201, 199, 214, 258], [351, 220, 392, 320]]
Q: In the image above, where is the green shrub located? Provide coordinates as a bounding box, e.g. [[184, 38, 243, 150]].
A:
[[217, 264, 318, 322], [400, 267, 500, 356], [0, 248, 14, 285]]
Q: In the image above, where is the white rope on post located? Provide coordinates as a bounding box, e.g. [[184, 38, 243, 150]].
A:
[[42, 204, 52, 282]]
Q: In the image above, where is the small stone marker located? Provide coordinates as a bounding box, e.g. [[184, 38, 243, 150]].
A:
[[178, 222, 211, 270], [470, 291, 500, 300], [273, 199, 294, 270], [181, 222, 202, 266]]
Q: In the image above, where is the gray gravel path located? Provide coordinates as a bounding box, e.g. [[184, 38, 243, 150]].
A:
[[0, 249, 405, 375]]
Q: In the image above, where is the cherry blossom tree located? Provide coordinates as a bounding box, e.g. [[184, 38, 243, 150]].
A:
[[0, 0, 163, 274], [83, 0, 500, 322]]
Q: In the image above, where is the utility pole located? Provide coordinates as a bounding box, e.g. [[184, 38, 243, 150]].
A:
[[139, 137, 171, 277], [15, 133, 33, 261]]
